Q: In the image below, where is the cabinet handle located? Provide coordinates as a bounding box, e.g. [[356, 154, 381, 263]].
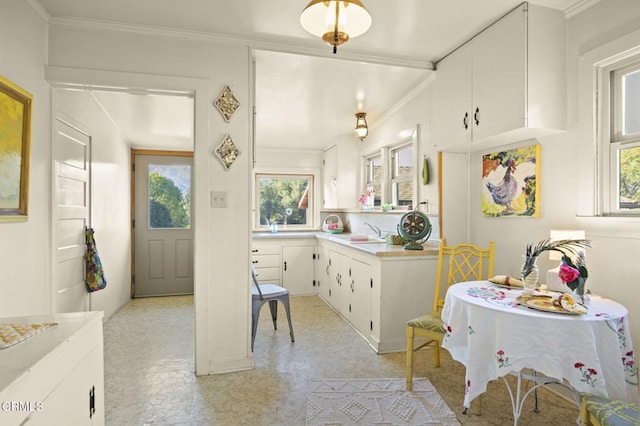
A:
[[474, 107, 480, 126], [89, 386, 95, 418], [284, 261, 287, 271], [463, 112, 469, 129], [252, 260, 258, 264], [251, 249, 258, 253], [326, 265, 330, 275]]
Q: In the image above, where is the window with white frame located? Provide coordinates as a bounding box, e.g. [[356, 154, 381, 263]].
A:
[[390, 143, 414, 206], [255, 174, 313, 228], [609, 60, 640, 213], [364, 154, 383, 206]]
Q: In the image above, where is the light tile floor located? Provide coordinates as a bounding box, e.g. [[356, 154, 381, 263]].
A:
[[104, 295, 580, 425]]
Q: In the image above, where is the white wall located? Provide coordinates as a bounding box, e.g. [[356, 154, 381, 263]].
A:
[[466, 0, 640, 348], [52, 89, 132, 320], [46, 24, 253, 374], [0, 1, 51, 317]]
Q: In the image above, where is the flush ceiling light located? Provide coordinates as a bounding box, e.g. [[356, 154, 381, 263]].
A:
[[355, 112, 368, 141], [300, 0, 372, 54]]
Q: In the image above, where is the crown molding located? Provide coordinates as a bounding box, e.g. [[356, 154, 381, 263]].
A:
[[564, 0, 601, 19], [24, 0, 49, 22], [48, 16, 433, 71], [371, 73, 436, 130]]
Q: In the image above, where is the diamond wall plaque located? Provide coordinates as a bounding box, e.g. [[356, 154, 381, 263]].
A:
[[214, 85, 240, 122], [215, 134, 240, 171]]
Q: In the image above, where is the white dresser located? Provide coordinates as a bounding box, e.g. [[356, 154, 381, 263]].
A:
[[0, 311, 104, 425]]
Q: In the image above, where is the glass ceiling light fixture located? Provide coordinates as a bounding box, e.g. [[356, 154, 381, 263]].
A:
[[354, 112, 368, 141], [300, 0, 372, 54]]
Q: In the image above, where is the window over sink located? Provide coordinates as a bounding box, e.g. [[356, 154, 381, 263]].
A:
[[255, 173, 314, 229]]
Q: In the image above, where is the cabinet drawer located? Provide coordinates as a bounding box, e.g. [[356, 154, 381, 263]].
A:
[[251, 245, 280, 255], [251, 255, 280, 268], [254, 267, 280, 283]]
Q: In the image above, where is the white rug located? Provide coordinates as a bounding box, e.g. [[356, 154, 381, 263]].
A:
[[305, 378, 460, 425]]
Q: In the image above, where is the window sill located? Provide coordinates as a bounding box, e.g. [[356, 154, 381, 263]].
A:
[[576, 215, 640, 239]]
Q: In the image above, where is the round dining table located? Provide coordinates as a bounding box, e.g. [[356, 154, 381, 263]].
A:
[[440, 281, 638, 424]]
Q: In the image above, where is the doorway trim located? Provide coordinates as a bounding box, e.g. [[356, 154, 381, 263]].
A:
[[46, 65, 211, 376]]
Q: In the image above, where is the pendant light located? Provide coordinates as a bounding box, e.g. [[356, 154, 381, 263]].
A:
[[355, 112, 368, 141], [300, 0, 372, 54]]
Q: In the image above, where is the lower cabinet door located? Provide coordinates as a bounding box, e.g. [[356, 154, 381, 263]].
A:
[[26, 344, 104, 425], [282, 245, 316, 295]]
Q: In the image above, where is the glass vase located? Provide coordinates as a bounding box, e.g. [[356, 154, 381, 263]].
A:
[[521, 262, 539, 294]]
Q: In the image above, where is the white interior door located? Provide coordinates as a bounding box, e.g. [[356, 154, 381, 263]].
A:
[[134, 153, 193, 297], [52, 117, 90, 313]]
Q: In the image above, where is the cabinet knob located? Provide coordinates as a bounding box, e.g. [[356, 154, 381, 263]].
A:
[[474, 107, 480, 126]]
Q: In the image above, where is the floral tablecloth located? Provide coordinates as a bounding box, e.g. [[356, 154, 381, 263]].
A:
[[441, 281, 638, 408]]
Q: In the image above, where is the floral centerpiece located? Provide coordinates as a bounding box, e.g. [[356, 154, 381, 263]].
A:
[[359, 186, 375, 210], [521, 238, 591, 289], [558, 252, 588, 302]]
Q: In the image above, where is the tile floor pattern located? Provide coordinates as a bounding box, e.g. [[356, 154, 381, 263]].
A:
[[104, 295, 580, 425]]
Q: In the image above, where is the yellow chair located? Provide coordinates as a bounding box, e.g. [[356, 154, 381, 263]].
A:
[[580, 394, 640, 426], [405, 238, 495, 391]]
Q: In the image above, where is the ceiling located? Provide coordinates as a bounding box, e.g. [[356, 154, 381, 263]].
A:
[[37, 0, 584, 151]]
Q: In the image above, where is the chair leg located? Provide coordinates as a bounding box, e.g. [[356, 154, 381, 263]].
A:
[[251, 303, 262, 351], [268, 300, 278, 330], [281, 297, 295, 343], [406, 325, 415, 391]]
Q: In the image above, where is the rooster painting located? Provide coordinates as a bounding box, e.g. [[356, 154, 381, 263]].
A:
[[482, 145, 540, 217], [486, 159, 519, 213]]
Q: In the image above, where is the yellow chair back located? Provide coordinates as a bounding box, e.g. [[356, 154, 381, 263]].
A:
[[432, 238, 495, 314]]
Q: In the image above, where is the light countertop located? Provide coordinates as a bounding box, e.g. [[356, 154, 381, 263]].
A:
[[253, 231, 439, 257]]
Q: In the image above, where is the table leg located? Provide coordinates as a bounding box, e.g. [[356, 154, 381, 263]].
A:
[[501, 370, 579, 425]]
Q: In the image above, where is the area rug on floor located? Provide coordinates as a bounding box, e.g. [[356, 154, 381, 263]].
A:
[[305, 378, 460, 425]]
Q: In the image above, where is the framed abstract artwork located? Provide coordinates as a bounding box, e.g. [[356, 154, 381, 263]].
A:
[[0, 75, 32, 222], [482, 143, 540, 218]]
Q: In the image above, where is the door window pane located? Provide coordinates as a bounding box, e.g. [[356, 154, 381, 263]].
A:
[[148, 164, 191, 229]]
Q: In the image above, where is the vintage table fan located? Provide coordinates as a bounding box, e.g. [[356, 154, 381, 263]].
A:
[[397, 210, 432, 250]]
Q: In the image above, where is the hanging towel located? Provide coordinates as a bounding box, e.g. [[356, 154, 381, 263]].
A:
[[422, 156, 430, 185], [85, 227, 107, 292]]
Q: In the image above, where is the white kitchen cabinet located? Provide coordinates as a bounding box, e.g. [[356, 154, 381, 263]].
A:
[[282, 245, 316, 295], [0, 312, 104, 426], [251, 243, 281, 284], [322, 145, 338, 209], [315, 245, 331, 302], [327, 249, 350, 316], [252, 237, 317, 295], [322, 142, 359, 209], [432, 2, 565, 152], [317, 238, 437, 353], [347, 258, 373, 338]]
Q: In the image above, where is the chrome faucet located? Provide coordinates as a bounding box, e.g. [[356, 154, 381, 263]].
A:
[[364, 222, 381, 237]]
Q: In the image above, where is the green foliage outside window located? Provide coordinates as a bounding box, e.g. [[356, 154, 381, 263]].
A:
[[258, 176, 310, 226], [620, 146, 640, 209], [149, 172, 190, 228]]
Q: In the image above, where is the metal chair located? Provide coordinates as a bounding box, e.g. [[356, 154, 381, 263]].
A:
[[405, 238, 495, 391], [251, 265, 294, 351]]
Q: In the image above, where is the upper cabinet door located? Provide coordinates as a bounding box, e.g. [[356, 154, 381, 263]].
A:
[[432, 42, 473, 151], [472, 5, 526, 142], [322, 145, 338, 209]]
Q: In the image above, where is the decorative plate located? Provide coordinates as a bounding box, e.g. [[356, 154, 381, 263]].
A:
[[524, 298, 584, 315], [215, 134, 240, 170], [214, 85, 240, 122]]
